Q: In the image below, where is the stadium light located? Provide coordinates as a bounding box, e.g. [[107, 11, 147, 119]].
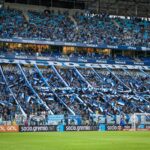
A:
[[0, 0, 4, 8]]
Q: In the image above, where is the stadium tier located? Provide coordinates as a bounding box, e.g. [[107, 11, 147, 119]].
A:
[[0, 63, 150, 124], [0, 8, 150, 48]]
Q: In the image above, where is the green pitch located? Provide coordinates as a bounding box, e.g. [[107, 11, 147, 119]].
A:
[[0, 131, 150, 150]]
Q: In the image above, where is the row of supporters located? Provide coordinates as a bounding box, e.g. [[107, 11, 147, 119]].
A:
[[0, 124, 150, 132], [1, 114, 150, 126]]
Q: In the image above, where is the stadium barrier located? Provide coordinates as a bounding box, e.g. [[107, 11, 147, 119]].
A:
[[136, 125, 150, 131], [106, 125, 131, 131], [57, 125, 65, 132], [1, 125, 149, 132], [99, 124, 106, 131], [0, 125, 19, 132], [145, 125, 150, 130], [19, 125, 56, 132], [65, 126, 99, 131], [19, 125, 99, 132]]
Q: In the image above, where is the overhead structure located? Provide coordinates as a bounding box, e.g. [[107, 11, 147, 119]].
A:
[[4, 0, 150, 17], [86, 0, 150, 17]]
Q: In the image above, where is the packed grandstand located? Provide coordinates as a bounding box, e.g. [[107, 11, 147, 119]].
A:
[[0, 1, 150, 130], [0, 7, 150, 47]]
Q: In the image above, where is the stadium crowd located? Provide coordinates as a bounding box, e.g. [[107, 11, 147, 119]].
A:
[[0, 8, 150, 47], [0, 63, 150, 124], [0, 7, 150, 125]]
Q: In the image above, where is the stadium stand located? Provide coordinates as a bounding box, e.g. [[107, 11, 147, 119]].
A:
[[0, 3, 150, 127], [0, 62, 150, 123], [0, 7, 149, 47]]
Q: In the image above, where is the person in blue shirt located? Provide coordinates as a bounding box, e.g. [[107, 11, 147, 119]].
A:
[[120, 118, 125, 131]]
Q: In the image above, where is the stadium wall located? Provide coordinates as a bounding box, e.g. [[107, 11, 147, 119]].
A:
[[0, 125, 150, 132]]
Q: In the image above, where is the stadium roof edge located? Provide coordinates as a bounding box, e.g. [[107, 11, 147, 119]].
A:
[[3, 0, 150, 17]]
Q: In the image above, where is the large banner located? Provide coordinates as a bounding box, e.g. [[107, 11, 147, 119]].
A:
[[48, 115, 64, 125], [15, 114, 27, 125], [19, 125, 56, 132], [91, 114, 106, 124], [65, 125, 99, 131], [91, 114, 150, 125], [29, 115, 45, 125], [67, 115, 82, 125], [0, 125, 19, 132]]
